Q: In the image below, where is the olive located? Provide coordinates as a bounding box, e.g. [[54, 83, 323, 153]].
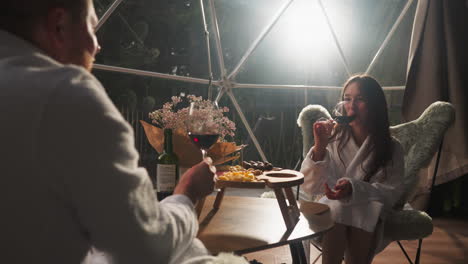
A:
[[242, 161, 252, 169]]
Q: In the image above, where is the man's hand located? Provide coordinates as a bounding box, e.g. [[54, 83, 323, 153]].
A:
[[173, 158, 216, 204], [324, 179, 352, 200]]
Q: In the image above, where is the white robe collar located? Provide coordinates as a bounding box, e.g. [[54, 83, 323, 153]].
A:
[[345, 135, 371, 179]]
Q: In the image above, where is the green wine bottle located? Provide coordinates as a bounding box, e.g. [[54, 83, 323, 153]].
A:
[[156, 129, 179, 201]]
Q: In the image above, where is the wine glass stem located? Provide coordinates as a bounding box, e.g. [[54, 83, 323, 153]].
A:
[[201, 148, 220, 192], [201, 149, 207, 160]]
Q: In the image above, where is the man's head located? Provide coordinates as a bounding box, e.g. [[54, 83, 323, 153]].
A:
[[1, 0, 100, 71]]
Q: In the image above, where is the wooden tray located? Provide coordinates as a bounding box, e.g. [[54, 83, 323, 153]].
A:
[[215, 169, 304, 189]]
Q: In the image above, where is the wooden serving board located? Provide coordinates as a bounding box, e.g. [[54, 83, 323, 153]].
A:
[[214, 169, 304, 189], [258, 169, 304, 188]]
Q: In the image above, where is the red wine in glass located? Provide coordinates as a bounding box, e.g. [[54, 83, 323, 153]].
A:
[[332, 101, 356, 125], [189, 133, 220, 151], [186, 101, 221, 159], [334, 115, 355, 124]]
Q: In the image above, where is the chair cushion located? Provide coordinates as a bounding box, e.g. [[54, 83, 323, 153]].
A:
[[384, 210, 433, 240]]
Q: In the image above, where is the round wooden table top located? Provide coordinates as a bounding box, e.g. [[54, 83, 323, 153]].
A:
[[197, 195, 333, 255]]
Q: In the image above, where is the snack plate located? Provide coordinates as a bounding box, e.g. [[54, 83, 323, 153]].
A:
[[215, 169, 304, 189]]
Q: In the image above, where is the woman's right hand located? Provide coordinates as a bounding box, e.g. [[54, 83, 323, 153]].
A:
[[311, 119, 334, 161]]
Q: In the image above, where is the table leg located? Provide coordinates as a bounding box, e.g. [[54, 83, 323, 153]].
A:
[[213, 187, 225, 210], [273, 188, 294, 229], [285, 187, 301, 221], [195, 197, 206, 218], [289, 242, 308, 264], [274, 187, 301, 229]]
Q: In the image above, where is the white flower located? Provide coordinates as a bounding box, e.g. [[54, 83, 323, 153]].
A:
[[149, 95, 236, 140]]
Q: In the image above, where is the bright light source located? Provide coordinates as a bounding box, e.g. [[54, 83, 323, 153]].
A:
[[284, 4, 329, 52], [271, 0, 345, 66]]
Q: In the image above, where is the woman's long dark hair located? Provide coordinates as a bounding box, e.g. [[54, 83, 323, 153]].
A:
[[331, 75, 393, 182]]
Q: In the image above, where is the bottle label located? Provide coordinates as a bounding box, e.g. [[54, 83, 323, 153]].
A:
[[156, 164, 177, 192]]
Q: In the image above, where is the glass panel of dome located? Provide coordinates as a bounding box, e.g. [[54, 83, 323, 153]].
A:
[[94, 0, 116, 18], [94, 0, 211, 79], [213, 0, 285, 74], [321, 0, 412, 82], [93, 68, 212, 109], [221, 88, 306, 168], [365, 1, 417, 86]]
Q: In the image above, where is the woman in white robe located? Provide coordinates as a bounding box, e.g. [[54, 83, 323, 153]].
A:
[[300, 75, 405, 264]]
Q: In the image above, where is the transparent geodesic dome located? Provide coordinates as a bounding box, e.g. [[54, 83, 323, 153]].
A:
[[92, 0, 417, 169]]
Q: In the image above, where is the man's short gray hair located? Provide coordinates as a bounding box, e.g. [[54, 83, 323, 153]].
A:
[[0, 0, 88, 40]]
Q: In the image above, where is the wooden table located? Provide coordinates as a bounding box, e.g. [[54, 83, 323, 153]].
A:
[[197, 195, 333, 262], [212, 169, 305, 229]]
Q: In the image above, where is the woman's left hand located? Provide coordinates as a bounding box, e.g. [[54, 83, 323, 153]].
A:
[[324, 179, 352, 200]]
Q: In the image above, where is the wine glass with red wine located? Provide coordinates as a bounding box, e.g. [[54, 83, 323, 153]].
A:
[[187, 101, 220, 159], [332, 101, 355, 125], [315, 101, 355, 125]]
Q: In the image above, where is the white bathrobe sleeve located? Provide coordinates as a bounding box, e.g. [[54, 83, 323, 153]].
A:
[[38, 70, 206, 264], [300, 145, 333, 196]]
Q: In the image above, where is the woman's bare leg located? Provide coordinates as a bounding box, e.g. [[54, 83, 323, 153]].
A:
[[344, 226, 375, 264], [322, 223, 346, 264]]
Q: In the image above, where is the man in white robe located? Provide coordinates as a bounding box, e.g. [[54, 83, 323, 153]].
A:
[[0, 1, 247, 263]]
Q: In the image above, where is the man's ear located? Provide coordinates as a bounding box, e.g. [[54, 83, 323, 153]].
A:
[[41, 8, 73, 59]]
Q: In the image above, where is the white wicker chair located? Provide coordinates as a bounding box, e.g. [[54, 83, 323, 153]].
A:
[[296, 101, 455, 264]]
